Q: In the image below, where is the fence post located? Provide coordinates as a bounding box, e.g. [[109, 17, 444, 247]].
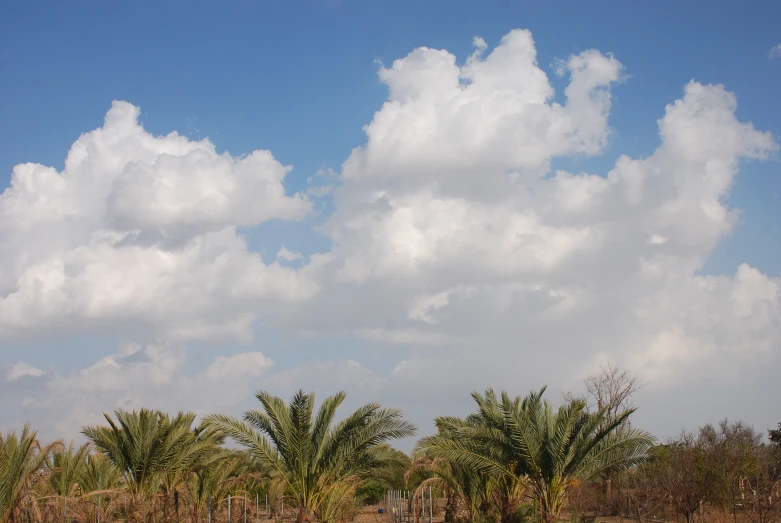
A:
[[429, 486, 433, 523]]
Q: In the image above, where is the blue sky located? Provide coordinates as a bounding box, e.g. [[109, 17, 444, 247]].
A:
[[2, 0, 780, 272], [1, 0, 780, 444]]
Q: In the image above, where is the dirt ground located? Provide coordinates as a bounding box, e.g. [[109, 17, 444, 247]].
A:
[[347, 504, 754, 523]]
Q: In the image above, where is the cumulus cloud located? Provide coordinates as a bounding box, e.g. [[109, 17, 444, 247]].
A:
[[770, 44, 781, 59], [1, 29, 780, 443], [0, 102, 317, 343], [275, 31, 779, 437]]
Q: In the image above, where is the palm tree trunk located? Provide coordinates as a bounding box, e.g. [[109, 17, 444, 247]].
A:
[[296, 505, 311, 523], [498, 497, 518, 523]]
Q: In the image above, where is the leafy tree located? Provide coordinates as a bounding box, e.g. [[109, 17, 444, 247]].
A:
[[0, 424, 58, 523], [356, 482, 386, 505], [650, 432, 712, 523], [769, 423, 781, 445], [204, 389, 416, 523], [698, 420, 761, 522], [419, 387, 654, 523], [739, 441, 781, 523]]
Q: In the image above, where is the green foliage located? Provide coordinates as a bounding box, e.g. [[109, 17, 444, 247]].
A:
[[0, 424, 58, 523], [82, 409, 219, 499], [204, 389, 417, 522], [356, 482, 386, 505], [419, 387, 654, 523], [769, 422, 781, 445], [46, 440, 90, 497]]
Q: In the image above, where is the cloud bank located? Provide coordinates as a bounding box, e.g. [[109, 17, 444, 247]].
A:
[[1, 29, 779, 444]]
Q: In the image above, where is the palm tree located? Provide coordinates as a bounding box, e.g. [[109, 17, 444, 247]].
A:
[[159, 424, 224, 522], [186, 450, 250, 523], [205, 389, 417, 523], [82, 409, 214, 522], [0, 424, 58, 523], [406, 454, 492, 523], [78, 453, 123, 523], [419, 388, 654, 522], [411, 410, 524, 523], [46, 440, 90, 519]]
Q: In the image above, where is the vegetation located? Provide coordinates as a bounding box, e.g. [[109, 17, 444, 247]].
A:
[[1, 375, 779, 523], [204, 389, 416, 523], [417, 388, 654, 522]]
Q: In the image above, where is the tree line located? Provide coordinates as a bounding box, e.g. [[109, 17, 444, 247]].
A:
[[1, 366, 779, 523]]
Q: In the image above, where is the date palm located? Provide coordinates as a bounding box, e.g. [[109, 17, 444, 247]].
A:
[[186, 450, 251, 523], [78, 453, 123, 523], [406, 454, 492, 523], [419, 387, 654, 523], [0, 424, 58, 523], [82, 409, 217, 522], [45, 441, 90, 521], [204, 389, 416, 523], [412, 410, 525, 523], [47, 440, 90, 497]]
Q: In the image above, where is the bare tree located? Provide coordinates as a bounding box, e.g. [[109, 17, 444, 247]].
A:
[[562, 363, 646, 514], [583, 363, 645, 427]]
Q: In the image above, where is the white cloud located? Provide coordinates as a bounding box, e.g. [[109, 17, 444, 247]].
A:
[[770, 44, 781, 59], [647, 234, 668, 245], [340, 30, 622, 192], [0, 102, 318, 343], [276, 246, 304, 262], [6, 362, 44, 381], [204, 352, 274, 382], [277, 31, 779, 437], [0, 344, 276, 440], [1, 29, 780, 445]]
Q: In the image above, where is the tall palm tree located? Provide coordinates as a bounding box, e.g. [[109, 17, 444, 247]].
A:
[[0, 424, 58, 523], [82, 409, 214, 522], [205, 389, 417, 523], [419, 388, 654, 523]]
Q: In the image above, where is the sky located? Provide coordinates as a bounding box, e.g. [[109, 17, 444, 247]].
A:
[[1, 0, 780, 449]]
